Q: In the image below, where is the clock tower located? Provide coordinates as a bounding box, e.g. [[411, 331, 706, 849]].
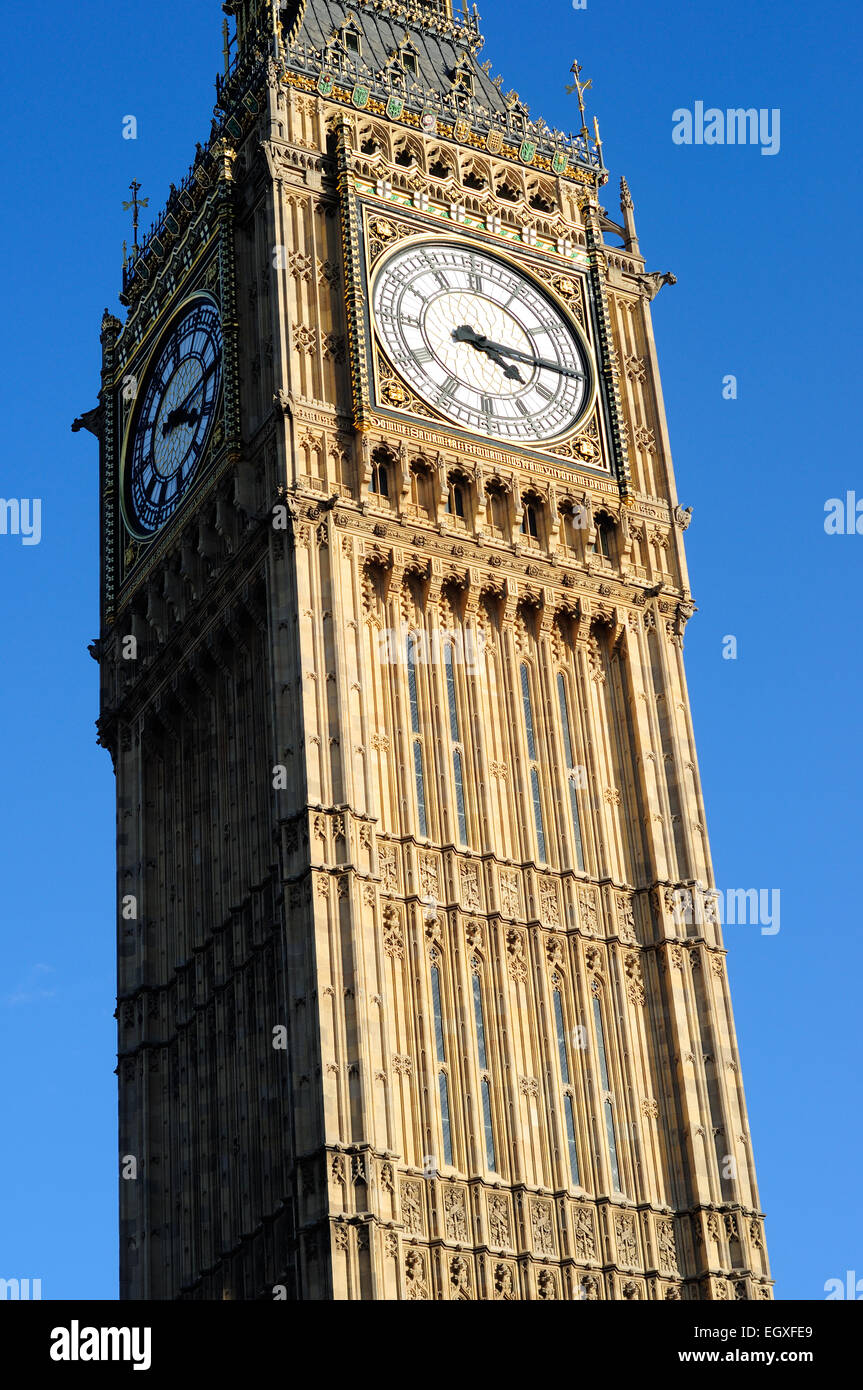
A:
[[80, 0, 772, 1300]]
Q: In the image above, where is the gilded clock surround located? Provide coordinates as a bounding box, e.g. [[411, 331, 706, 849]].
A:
[[368, 230, 598, 448], [79, 0, 771, 1302]]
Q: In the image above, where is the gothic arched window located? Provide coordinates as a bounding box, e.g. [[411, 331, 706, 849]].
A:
[[521, 497, 540, 540], [410, 461, 435, 518], [370, 449, 390, 498], [445, 475, 466, 520], [561, 501, 589, 556], [486, 485, 508, 540], [593, 511, 615, 560]]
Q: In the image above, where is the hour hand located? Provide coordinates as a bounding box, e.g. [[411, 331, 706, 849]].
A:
[[453, 325, 525, 383], [483, 346, 524, 383], [162, 405, 200, 436]]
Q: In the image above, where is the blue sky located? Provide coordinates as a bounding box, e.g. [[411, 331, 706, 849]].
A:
[[0, 0, 859, 1300]]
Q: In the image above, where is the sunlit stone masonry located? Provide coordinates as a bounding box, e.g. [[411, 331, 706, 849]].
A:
[[76, 0, 772, 1301]]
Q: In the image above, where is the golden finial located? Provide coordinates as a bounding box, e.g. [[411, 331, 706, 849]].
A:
[[593, 115, 604, 164]]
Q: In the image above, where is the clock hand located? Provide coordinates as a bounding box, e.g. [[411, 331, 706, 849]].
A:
[[162, 405, 199, 435], [451, 325, 524, 382], [482, 346, 525, 383], [161, 359, 219, 435], [453, 325, 584, 382]]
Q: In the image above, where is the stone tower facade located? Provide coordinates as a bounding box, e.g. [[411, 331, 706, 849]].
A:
[[82, 0, 772, 1300]]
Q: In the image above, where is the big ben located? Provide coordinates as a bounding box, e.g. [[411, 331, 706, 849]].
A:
[[79, 0, 772, 1300]]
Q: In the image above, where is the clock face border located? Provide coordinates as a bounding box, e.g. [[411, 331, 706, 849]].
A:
[[119, 291, 224, 544], [368, 232, 598, 450]]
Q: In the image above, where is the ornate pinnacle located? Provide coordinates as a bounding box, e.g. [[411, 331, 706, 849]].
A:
[[620, 176, 639, 253]]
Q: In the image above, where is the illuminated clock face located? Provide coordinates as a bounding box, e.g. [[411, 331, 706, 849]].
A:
[[125, 297, 223, 537], [372, 240, 591, 443]]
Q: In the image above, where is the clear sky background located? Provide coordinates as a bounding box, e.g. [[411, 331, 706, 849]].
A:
[[0, 0, 859, 1301]]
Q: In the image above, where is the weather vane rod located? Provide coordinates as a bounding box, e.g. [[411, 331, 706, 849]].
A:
[[122, 180, 149, 256], [566, 59, 593, 144]]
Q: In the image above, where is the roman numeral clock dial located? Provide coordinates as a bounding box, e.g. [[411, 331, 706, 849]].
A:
[[371, 241, 592, 444], [122, 296, 223, 539]]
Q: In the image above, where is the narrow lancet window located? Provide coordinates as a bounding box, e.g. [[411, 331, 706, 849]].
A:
[[521, 663, 546, 862], [557, 673, 586, 871], [593, 993, 622, 1192], [431, 959, 454, 1166], [408, 638, 428, 835]]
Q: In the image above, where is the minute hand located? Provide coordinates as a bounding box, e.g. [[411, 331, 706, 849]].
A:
[[453, 326, 584, 381]]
